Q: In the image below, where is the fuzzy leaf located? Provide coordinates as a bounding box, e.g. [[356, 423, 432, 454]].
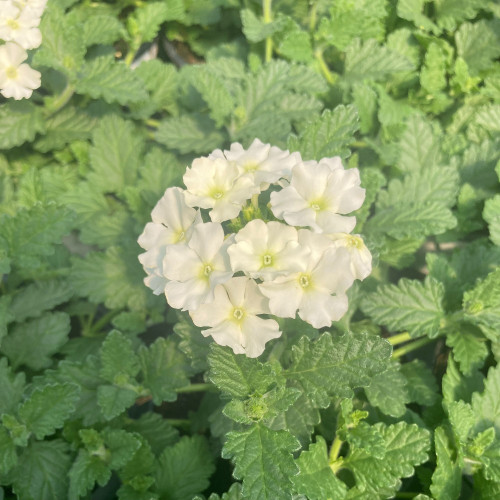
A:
[[0, 426, 17, 475], [82, 14, 125, 46], [223, 424, 300, 500], [0, 101, 45, 150], [361, 277, 445, 338], [97, 385, 137, 421], [484, 195, 500, 246], [285, 332, 391, 407], [0, 358, 25, 415], [128, 2, 170, 43], [99, 330, 140, 383], [400, 359, 439, 406], [472, 364, 500, 435], [291, 436, 347, 499], [446, 326, 489, 375]]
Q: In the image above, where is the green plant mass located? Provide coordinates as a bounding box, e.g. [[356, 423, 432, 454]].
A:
[[0, 0, 499, 498]]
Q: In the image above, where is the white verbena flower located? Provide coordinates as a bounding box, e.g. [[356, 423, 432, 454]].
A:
[[0, 42, 40, 99], [13, 0, 47, 17], [0, 2, 43, 49], [190, 276, 281, 357], [138, 187, 200, 295], [163, 221, 233, 311], [270, 158, 365, 234], [259, 230, 354, 329], [328, 233, 373, 281], [210, 138, 302, 188], [227, 218, 309, 281], [183, 157, 259, 222]]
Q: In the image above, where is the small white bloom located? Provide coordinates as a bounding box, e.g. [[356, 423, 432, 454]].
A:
[[0, 42, 40, 99], [163, 222, 233, 310], [137, 187, 200, 295], [13, 0, 47, 17], [270, 159, 365, 234], [190, 276, 281, 357], [210, 138, 302, 188], [227, 219, 309, 280], [259, 230, 354, 328], [183, 157, 259, 222], [328, 233, 372, 281], [0, 2, 43, 49]]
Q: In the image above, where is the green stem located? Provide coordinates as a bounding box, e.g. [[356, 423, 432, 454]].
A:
[[176, 383, 215, 394], [90, 309, 121, 335], [263, 0, 273, 62], [309, 1, 318, 31], [395, 493, 421, 499], [392, 336, 434, 359], [329, 435, 344, 473], [44, 83, 75, 117], [387, 332, 412, 346], [166, 419, 190, 427], [314, 49, 338, 85], [146, 118, 161, 128]]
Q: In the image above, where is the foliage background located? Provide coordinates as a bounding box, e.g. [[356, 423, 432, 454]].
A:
[[0, 0, 500, 498]]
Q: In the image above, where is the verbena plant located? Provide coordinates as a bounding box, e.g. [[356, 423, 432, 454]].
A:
[[0, 0, 499, 499]]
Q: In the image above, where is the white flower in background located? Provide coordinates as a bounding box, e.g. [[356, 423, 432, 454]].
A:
[[190, 277, 281, 357], [0, 2, 43, 49], [13, 0, 47, 17], [163, 222, 233, 311], [259, 230, 355, 329], [138, 187, 200, 295], [183, 157, 258, 222], [328, 233, 372, 281], [270, 158, 365, 234], [0, 42, 40, 99], [210, 138, 302, 188], [228, 219, 309, 280]]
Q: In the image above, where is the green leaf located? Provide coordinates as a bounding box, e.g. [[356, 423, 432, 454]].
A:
[[69, 450, 111, 499], [208, 345, 279, 399], [9, 279, 73, 323], [365, 362, 409, 417], [222, 424, 300, 500], [11, 440, 71, 500], [430, 427, 462, 500], [442, 355, 484, 405], [291, 436, 347, 499], [155, 435, 215, 500], [361, 277, 445, 338], [287, 105, 359, 161], [397, 0, 440, 33], [446, 326, 489, 375], [420, 42, 448, 94], [97, 385, 137, 421], [435, 0, 491, 31], [82, 14, 125, 46], [18, 383, 80, 439], [279, 26, 313, 63], [484, 195, 500, 246], [352, 83, 378, 135], [33, 5, 85, 76], [76, 57, 149, 105], [1, 312, 71, 370], [240, 9, 283, 43], [156, 113, 226, 155], [128, 2, 170, 43], [100, 330, 140, 383], [343, 422, 430, 497], [343, 39, 414, 83], [138, 337, 190, 404], [0, 358, 25, 415], [472, 364, 500, 435], [285, 331, 391, 407], [448, 400, 475, 443], [455, 20, 500, 75], [400, 359, 439, 406], [0, 101, 45, 150], [103, 429, 142, 469]]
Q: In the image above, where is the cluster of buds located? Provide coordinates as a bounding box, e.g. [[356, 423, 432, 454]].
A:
[[138, 140, 372, 357], [0, 0, 46, 99]]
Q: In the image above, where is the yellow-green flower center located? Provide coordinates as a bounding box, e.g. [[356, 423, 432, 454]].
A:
[[173, 229, 185, 243], [298, 273, 312, 289], [6, 66, 17, 79], [309, 197, 328, 212], [244, 161, 259, 172], [7, 19, 19, 30], [199, 263, 213, 281], [209, 186, 225, 200], [346, 235, 363, 249], [261, 253, 273, 267], [231, 307, 245, 323]]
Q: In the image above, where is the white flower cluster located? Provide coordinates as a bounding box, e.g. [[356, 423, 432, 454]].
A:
[[0, 0, 46, 100], [138, 140, 372, 357]]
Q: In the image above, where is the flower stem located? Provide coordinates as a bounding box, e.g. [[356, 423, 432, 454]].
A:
[[314, 49, 338, 85], [329, 435, 344, 473], [387, 332, 412, 346], [175, 383, 215, 394], [90, 309, 121, 335], [309, 1, 318, 31], [166, 419, 190, 427], [263, 0, 273, 62], [392, 336, 434, 359], [146, 118, 161, 128], [395, 493, 420, 499], [44, 83, 75, 117]]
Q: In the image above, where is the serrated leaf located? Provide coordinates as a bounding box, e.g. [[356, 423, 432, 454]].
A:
[[208, 345, 279, 399], [472, 364, 500, 435], [11, 440, 71, 500], [430, 426, 462, 500], [448, 400, 475, 443], [442, 356, 484, 405], [82, 14, 124, 46], [97, 384, 137, 421], [287, 105, 359, 161], [18, 383, 80, 439], [155, 435, 215, 500], [291, 436, 347, 499], [69, 449, 111, 499], [76, 57, 148, 105], [9, 279, 73, 323], [343, 39, 414, 83], [435, 0, 491, 31], [0, 101, 45, 150], [278, 25, 313, 63], [397, 0, 440, 33], [400, 359, 439, 406], [352, 83, 378, 134], [365, 362, 409, 417], [285, 332, 391, 407], [484, 195, 500, 246], [420, 42, 448, 94], [156, 113, 226, 155], [100, 330, 140, 383], [138, 337, 189, 404], [446, 326, 488, 375], [1, 312, 71, 370], [240, 9, 283, 43], [223, 424, 299, 500], [128, 2, 170, 43], [0, 358, 25, 415], [103, 428, 141, 469], [343, 422, 430, 497], [0, 426, 17, 474], [361, 277, 445, 338]]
